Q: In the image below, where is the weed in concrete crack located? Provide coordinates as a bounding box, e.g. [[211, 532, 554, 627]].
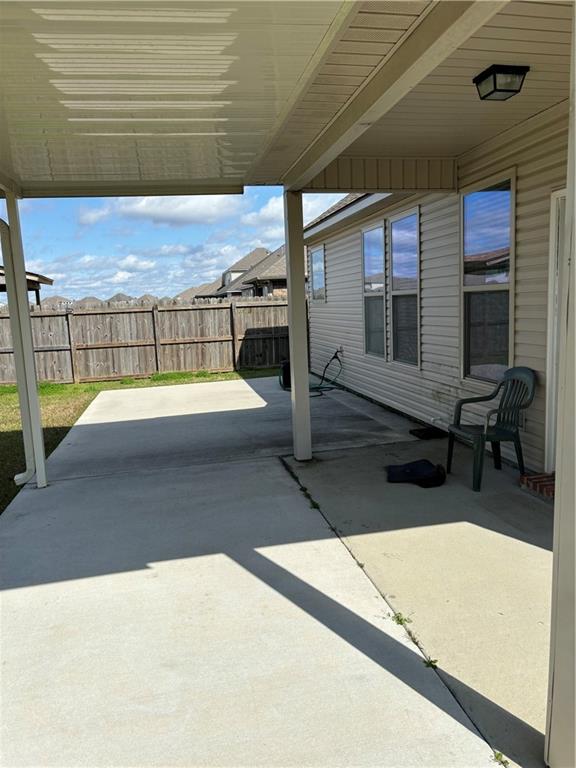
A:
[[389, 611, 412, 627], [406, 628, 420, 645], [279, 457, 323, 514], [423, 658, 438, 669], [491, 752, 510, 767]]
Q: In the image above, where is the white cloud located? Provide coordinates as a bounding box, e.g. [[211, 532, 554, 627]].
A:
[[118, 254, 156, 271], [240, 192, 346, 242], [78, 207, 111, 226], [79, 195, 245, 228], [241, 195, 283, 228], [107, 270, 133, 284]]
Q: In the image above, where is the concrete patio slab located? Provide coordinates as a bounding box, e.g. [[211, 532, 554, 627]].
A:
[[286, 438, 554, 768], [1, 461, 492, 767], [0, 378, 494, 767], [46, 376, 415, 482]]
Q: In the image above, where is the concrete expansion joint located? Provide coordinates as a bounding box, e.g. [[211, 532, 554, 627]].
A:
[[278, 454, 502, 767]]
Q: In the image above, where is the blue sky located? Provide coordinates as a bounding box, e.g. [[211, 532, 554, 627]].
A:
[[0, 189, 344, 300]]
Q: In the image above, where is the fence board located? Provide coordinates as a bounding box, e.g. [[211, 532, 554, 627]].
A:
[[0, 299, 288, 383]]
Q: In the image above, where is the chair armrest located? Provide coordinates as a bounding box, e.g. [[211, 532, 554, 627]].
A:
[[453, 383, 503, 425], [484, 408, 501, 431]]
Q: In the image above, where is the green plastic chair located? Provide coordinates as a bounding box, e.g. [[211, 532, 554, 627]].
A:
[[446, 367, 536, 492]]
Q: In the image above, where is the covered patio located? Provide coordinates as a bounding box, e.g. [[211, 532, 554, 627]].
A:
[[0, 376, 553, 766], [0, 1, 574, 766]]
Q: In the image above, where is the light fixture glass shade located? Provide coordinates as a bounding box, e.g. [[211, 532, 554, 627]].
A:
[[473, 65, 530, 101]]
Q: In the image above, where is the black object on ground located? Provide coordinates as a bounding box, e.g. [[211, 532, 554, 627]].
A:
[[386, 459, 447, 488], [279, 351, 342, 396], [409, 426, 448, 440]]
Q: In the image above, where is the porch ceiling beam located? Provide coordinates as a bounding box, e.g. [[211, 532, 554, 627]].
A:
[[245, 0, 361, 182], [283, 0, 508, 191], [303, 157, 457, 193], [17, 181, 244, 199]]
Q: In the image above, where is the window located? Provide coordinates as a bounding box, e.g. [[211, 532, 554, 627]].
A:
[[390, 212, 419, 365], [463, 182, 510, 286], [462, 180, 511, 381], [362, 226, 385, 356], [464, 292, 509, 379], [310, 246, 326, 301]]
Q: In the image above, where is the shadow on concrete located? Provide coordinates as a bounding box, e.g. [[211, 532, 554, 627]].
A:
[[233, 548, 545, 768], [0, 377, 552, 767]]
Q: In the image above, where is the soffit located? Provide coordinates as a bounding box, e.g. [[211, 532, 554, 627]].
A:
[[0, 1, 344, 193], [248, 0, 433, 183], [341, 1, 573, 159]]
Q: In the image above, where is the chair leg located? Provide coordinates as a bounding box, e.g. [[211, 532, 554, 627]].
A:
[[473, 438, 486, 492], [447, 433, 455, 474], [514, 436, 525, 476], [491, 442, 502, 470]]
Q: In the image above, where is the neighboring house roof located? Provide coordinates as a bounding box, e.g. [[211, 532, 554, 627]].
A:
[[75, 296, 104, 308], [240, 245, 286, 287], [40, 294, 73, 308], [107, 292, 133, 303], [188, 276, 227, 299], [213, 247, 272, 295], [191, 248, 272, 298], [225, 247, 270, 274], [305, 193, 368, 229]]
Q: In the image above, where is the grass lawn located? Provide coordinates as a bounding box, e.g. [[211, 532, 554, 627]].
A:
[[0, 368, 279, 514]]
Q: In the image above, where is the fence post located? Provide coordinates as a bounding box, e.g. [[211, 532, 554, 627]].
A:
[[230, 301, 240, 370], [66, 310, 80, 383], [151, 306, 162, 373]]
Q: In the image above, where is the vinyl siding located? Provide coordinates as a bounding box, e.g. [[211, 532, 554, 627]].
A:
[[308, 102, 569, 471]]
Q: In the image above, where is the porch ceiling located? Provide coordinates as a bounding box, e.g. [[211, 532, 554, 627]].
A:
[[341, 1, 573, 161], [0, 1, 350, 196], [0, 1, 572, 198]]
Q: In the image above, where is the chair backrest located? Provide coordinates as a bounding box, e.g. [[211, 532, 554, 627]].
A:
[[496, 367, 536, 428]]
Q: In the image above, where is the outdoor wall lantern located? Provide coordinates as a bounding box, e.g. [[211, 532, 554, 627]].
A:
[[473, 64, 530, 100]]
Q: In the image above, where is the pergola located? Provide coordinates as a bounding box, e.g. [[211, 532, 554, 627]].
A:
[[0, 265, 53, 306], [0, 2, 574, 764]]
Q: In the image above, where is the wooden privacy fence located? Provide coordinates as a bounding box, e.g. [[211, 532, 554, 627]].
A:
[[0, 301, 289, 383]]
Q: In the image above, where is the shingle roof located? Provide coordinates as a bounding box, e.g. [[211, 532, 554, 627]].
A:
[[233, 245, 286, 289], [214, 247, 271, 295], [226, 247, 270, 273], [304, 192, 368, 230], [176, 277, 221, 301]]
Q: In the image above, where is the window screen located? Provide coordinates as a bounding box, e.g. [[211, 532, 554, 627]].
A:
[[464, 291, 509, 381], [364, 295, 385, 356], [392, 295, 418, 365]]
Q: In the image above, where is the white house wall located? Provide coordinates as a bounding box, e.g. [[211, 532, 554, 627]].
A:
[[308, 103, 569, 471]]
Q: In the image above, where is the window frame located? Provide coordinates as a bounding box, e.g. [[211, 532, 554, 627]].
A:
[[459, 169, 516, 384], [309, 244, 327, 303], [389, 207, 421, 368], [361, 222, 386, 358]]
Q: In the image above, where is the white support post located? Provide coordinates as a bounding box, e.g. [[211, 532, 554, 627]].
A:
[[283, 189, 312, 461], [545, 11, 575, 768], [1, 193, 47, 488]]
